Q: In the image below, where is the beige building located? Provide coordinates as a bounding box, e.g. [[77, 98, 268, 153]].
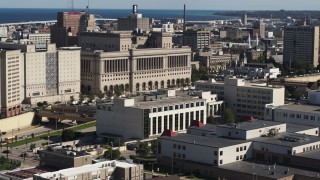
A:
[[28, 33, 51, 44], [81, 47, 191, 94], [0, 50, 24, 118], [195, 77, 285, 120], [183, 29, 210, 52], [197, 52, 239, 72], [284, 26, 319, 67], [117, 5, 150, 31], [0, 42, 81, 104]]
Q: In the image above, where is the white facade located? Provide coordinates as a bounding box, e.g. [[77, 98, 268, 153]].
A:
[[235, 66, 280, 79], [195, 77, 285, 119], [158, 134, 252, 166], [265, 104, 320, 127], [96, 91, 209, 141], [0, 27, 7, 38], [28, 33, 51, 44]]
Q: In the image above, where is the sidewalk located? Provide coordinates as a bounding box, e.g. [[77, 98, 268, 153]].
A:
[[1, 125, 42, 139]]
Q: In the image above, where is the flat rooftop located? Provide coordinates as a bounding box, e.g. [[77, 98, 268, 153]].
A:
[[130, 96, 206, 109], [274, 104, 320, 113], [4, 166, 57, 179], [195, 79, 283, 89], [218, 120, 284, 131], [295, 148, 320, 160], [41, 148, 90, 158], [252, 132, 320, 148], [160, 133, 248, 148], [220, 160, 320, 179], [286, 123, 318, 133], [188, 124, 217, 133]]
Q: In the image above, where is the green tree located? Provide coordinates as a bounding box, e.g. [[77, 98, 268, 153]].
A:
[[114, 89, 122, 97], [207, 115, 218, 125], [136, 142, 150, 157], [30, 143, 36, 150], [106, 91, 114, 99], [37, 102, 44, 107], [69, 96, 75, 103], [61, 129, 76, 141], [79, 93, 84, 103], [104, 148, 121, 160], [97, 91, 105, 100], [223, 108, 235, 124], [88, 93, 95, 102]]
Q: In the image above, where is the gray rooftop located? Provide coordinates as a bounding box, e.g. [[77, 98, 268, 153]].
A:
[[295, 148, 320, 160], [188, 124, 217, 133], [286, 123, 318, 133], [220, 160, 320, 179], [275, 104, 320, 113], [160, 133, 248, 148], [130, 96, 205, 109], [218, 120, 284, 131], [252, 132, 320, 148]]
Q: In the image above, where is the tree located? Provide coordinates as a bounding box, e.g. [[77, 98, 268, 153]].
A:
[[37, 102, 44, 107], [69, 96, 75, 103], [97, 91, 104, 100], [207, 116, 218, 125], [106, 91, 114, 99], [103, 148, 121, 160], [88, 93, 95, 102], [136, 142, 150, 157], [223, 108, 235, 124], [30, 143, 36, 150], [150, 140, 157, 155], [61, 129, 76, 141], [43, 101, 48, 106], [125, 84, 130, 92], [79, 93, 84, 103], [114, 89, 122, 97]]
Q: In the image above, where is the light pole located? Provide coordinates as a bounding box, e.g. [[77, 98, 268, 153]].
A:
[[151, 162, 157, 175], [110, 141, 113, 160], [47, 136, 50, 146]]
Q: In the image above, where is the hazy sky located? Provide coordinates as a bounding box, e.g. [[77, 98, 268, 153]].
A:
[[1, 0, 320, 10]]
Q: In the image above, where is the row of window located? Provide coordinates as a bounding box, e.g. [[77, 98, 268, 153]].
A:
[[173, 144, 186, 150], [278, 112, 320, 121], [236, 146, 247, 152], [151, 102, 205, 113]]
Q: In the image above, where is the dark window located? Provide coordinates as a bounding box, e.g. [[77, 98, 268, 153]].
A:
[[186, 104, 190, 108], [201, 102, 204, 106], [158, 116, 162, 134], [153, 108, 157, 113], [174, 114, 179, 131], [164, 116, 168, 130], [158, 107, 162, 112], [220, 160, 223, 164], [220, 151, 223, 156], [173, 144, 176, 148], [180, 113, 184, 130], [175, 105, 179, 109], [214, 151, 217, 156], [180, 104, 184, 109], [236, 147, 239, 152], [164, 107, 168, 111], [169, 106, 173, 110]]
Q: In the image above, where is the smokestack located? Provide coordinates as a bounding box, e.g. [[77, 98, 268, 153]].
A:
[[133, 5, 138, 14], [183, 4, 186, 32]]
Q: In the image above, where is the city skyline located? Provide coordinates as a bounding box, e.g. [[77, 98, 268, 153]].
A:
[[1, 0, 320, 10]]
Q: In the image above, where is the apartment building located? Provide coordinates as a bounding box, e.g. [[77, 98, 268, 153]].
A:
[[80, 47, 192, 94], [96, 90, 223, 141], [28, 33, 51, 44], [0, 49, 23, 118], [283, 26, 319, 66], [197, 52, 238, 72], [195, 77, 285, 120], [0, 42, 81, 104]]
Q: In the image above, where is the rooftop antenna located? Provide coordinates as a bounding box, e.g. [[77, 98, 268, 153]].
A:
[[304, 12, 307, 26], [183, 4, 186, 32], [86, 0, 90, 14]]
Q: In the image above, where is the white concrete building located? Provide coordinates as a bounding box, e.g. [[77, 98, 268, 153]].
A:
[[235, 66, 280, 79], [265, 103, 320, 127], [96, 90, 221, 141], [28, 33, 51, 44], [158, 119, 320, 168], [195, 77, 285, 120]]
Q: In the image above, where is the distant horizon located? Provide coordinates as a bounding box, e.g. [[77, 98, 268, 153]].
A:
[[0, 7, 319, 11]]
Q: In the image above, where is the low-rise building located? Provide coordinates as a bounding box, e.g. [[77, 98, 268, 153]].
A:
[[195, 77, 285, 120], [96, 90, 223, 141], [157, 119, 320, 179]]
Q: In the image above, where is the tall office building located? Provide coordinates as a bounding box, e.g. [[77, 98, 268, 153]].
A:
[[0, 50, 23, 118], [0, 42, 81, 104], [283, 26, 319, 67], [117, 5, 150, 31], [183, 29, 210, 52], [50, 11, 87, 47]]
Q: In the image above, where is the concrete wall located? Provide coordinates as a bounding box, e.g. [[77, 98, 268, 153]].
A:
[[0, 112, 35, 132]]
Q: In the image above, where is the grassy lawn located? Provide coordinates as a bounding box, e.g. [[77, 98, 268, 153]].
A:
[[0, 157, 21, 170], [6, 121, 96, 148]]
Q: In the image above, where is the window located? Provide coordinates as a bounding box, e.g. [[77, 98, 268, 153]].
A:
[[304, 115, 308, 120], [180, 104, 184, 109], [196, 102, 200, 107], [169, 106, 173, 110], [240, 147, 243, 151], [182, 154, 186, 159], [244, 146, 247, 150], [296, 114, 301, 119], [236, 147, 239, 152], [240, 155, 243, 160], [164, 107, 168, 111], [153, 108, 157, 113], [175, 105, 179, 109], [214, 151, 217, 156], [220, 160, 223, 165], [158, 107, 162, 112], [200, 102, 204, 106], [178, 145, 181, 149], [173, 144, 177, 148], [191, 103, 194, 107], [220, 151, 223, 156], [236, 156, 239, 160], [186, 104, 190, 108], [182, 146, 186, 150]]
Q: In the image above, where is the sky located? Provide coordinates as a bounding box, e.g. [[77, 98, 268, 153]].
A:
[[0, 0, 320, 10]]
